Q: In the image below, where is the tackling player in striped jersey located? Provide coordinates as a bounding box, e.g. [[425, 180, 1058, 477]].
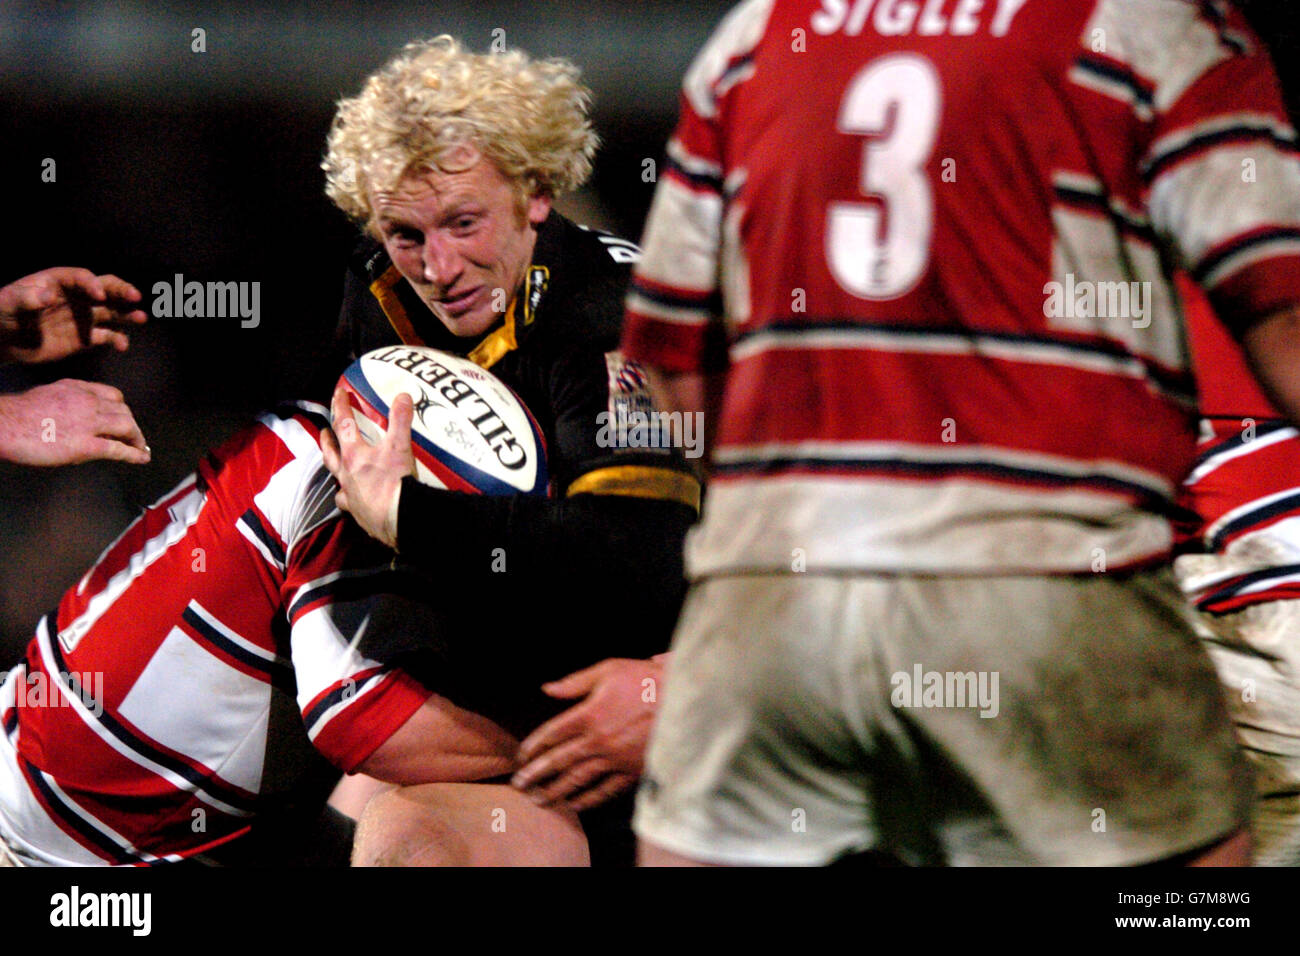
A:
[[0, 402, 516, 866], [624, 0, 1300, 865]]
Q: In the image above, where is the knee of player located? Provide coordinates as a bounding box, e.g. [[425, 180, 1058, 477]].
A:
[[352, 787, 470, 867]]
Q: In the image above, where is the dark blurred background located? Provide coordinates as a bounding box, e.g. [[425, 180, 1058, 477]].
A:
[[0, 0, 1295, 665]]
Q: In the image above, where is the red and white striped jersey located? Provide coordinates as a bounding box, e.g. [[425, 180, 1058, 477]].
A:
[[0, 402, 430, 865], [623, 0, 1300, 574], [1176, 277, 1300, 614]]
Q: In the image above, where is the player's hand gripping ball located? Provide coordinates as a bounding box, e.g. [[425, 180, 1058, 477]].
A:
[[335, 345, 548, 496], [324, 346, 548, 548]]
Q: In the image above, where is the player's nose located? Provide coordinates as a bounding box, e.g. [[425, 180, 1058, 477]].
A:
[[422, 235, 463, 288]]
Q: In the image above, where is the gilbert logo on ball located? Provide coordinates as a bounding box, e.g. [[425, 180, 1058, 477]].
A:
[[337, 346, 548, 496]]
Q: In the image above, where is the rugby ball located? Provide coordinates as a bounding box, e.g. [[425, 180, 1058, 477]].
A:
[[336, 346, 548, 496]]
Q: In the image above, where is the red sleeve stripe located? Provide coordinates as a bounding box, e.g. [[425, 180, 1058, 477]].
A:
[[1193, 564, 1300, 615], [308, 669, 431, 773], [1204, 488, 1300, 551], [1187, 423, 1298, 483], [710, 55, 756, 104], [301, 667, 385, 732], [1195, 226, 1300, 289], [670, 103, 724, 172], [287, 566, 406, 626]]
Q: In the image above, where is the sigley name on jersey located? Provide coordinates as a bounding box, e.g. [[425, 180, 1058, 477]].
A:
[[811, 0, 1030, 37]]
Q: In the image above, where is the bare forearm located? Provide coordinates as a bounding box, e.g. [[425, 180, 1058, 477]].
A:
[[1240, 306, 1300, 426], [355, 691, 519, 785]]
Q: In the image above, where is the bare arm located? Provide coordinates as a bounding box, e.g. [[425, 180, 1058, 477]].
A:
[[1239, 305, 1300, 426], [353, 690, 519, 785]]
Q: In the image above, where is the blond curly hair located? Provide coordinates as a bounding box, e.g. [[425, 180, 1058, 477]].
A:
[[323, 35, 598, 225]]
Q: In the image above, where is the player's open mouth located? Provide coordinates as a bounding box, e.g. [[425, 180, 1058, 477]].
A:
[[438, 287, 482, 316]]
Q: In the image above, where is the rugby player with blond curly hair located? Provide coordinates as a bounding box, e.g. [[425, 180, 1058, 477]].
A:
[[318, 36, 699, 867]]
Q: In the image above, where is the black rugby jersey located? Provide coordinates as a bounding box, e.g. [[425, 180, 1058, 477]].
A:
[[323, 212, 698, 727]]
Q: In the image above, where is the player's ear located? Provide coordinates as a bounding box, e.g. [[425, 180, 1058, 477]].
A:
[[525, 193, 552, 227]]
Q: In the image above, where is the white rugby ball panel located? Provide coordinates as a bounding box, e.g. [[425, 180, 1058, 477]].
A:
[[337, 346, 548, 497]]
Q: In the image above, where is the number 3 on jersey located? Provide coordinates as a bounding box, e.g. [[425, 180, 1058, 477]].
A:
[[828, 54, 941, 301]]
